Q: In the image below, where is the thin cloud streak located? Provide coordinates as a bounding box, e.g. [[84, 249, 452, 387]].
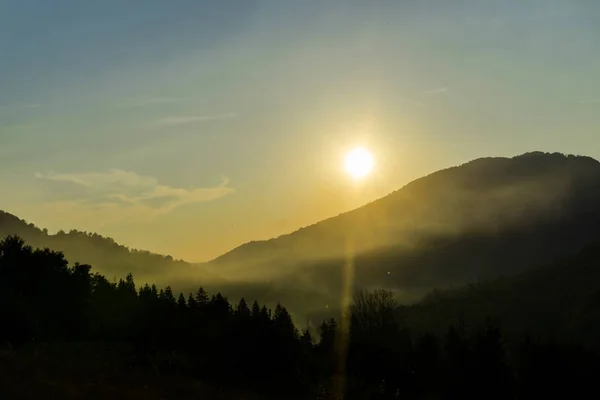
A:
[[35, 169, 234, 223], [156, 113, 238, 125], [423, 87, 448, 95], [123, 97, 186, 108]]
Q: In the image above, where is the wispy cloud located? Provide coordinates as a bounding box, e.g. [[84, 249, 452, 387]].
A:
[[123, 97, 186, 108], [35, 169, 234, 225], [579, 99, 600, 105], [423, 87, 448, 95], [417, 86, 449, 108], [156, 113, 237, 125]]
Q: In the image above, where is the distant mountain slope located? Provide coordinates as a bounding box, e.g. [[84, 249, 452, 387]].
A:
[[397, 240, 600, 349], [0, 211, 223, 288], [207, 152, 600, 315], [4, 151, 600, 324]]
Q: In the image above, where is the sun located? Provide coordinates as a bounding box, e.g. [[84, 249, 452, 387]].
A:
[[344, 147, 374, 179]]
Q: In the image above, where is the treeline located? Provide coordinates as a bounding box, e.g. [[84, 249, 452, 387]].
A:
[[1, 235, 599, 399], [0, 235, 308, 395], [0, 211, 193, 283]]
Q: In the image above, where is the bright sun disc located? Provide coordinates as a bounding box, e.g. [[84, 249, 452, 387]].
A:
[[344, 147, 373, 179]]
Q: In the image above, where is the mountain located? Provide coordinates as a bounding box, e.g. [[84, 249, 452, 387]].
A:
[[0, 211, 224, 289], [206, 152, 600, 317], [397, 239, 600, 349], [3, 151, 600, 322]]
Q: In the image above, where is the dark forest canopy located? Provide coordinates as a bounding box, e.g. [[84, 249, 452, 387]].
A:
[[4, 152, 600, 325], [2, 235, 600, 399], [397, 240, 600, 349], [0, 210, 225, 288]]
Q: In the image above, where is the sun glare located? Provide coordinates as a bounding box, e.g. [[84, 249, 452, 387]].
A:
[[344, 147, 374, 179]]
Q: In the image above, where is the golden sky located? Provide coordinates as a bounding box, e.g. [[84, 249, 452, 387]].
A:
[[2, 1, 599, 261]]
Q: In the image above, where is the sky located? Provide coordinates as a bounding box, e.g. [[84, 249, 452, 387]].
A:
[[1, 0, 599, 262]]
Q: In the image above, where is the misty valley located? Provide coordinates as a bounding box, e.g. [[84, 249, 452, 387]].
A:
[[2, 152, 600, 399], [5, 0, 600, 397]]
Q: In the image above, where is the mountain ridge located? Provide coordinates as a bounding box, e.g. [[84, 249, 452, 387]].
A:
[[210, 151, 600, 272], [0, 210, 225, 287], [3, 151, 600, 319]]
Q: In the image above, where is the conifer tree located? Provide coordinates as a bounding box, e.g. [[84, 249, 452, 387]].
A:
[[195, 287, 209, 306]]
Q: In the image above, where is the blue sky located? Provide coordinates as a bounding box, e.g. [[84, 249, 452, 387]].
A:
[[1, 0, 599, 260]]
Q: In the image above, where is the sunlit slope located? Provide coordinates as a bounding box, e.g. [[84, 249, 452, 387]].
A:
[[3, 151, 600, 323], [210, 152, 600, 289]]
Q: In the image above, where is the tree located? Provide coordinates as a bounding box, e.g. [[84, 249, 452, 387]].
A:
[[187, 293, 197, 308], [117, 273, 137, 298], [274, 303, 297, 340], [347, 290, 408, 398], [251, 300, 261, 317], [70, 262, 92, 335], [177, 293, 187, 310], [138, 284, 154, 302], [260, 305, 271, 322], [236, 298, 250, 318], [300, 329, 313, 349], [349, 289, 398, 341], [160, 286, 176, 305], [211, 293, 231, 317], [195, 287, 209, 306], [319, 318, 338, 351]]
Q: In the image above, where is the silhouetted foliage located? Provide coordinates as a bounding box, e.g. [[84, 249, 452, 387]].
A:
[[2, 235, 600, 399], [6, 152, 600, 328], [195, 286, 209, 306]]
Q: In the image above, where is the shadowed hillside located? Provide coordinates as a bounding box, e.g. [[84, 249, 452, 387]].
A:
[[3, 152, 600, 323], [206, 152, 600, 319], [397, 239, 600, 350], [213, 152, 600, 275], [0, 211, 224, 289], [2, 235, 599, 399]]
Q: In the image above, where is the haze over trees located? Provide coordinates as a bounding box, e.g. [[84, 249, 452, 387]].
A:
[[2, 153, 600, 398], [2, 234, 600, 398], [4, 152, 600, 324], [0, 210, 225, 291], [3, 0, 599, 396]]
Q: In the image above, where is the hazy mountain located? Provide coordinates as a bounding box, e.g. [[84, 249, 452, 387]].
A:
[[397, 239, 600, 349], [0, 211, 224, 289], [207, 152, 600, 319], [3, 151, 600, 323]]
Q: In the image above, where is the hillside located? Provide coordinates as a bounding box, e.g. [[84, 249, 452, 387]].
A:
[[3, 151, 600, 322], [397, 239, 600, 349], [206, 152, 600, 318], [5, 229, 599, 399], [213, 152, 600, 272], [0, 211, 223, 289]]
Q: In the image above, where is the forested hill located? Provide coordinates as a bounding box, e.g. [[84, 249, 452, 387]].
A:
[[2, 234, 599, 399], [0, 210, 222, 287], [4, 151, 600, 322], [211, 152, 600, 277], [398, 239, 600, 349], [206, 152, 600, 301]]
